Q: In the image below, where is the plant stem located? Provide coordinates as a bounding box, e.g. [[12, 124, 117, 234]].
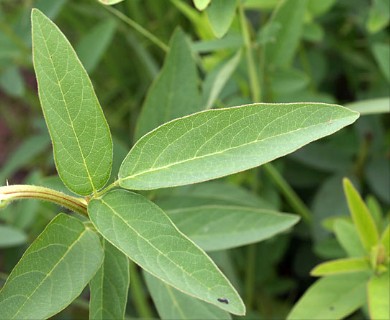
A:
[[238, 1, 261, 102], [103, 5, 169, 52], [263, 164, 312, 224], [0, 185, 88, 216], [129, 262, 154, 318]]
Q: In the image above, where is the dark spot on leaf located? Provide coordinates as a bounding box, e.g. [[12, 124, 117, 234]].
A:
[[217, 298, 229, 304]]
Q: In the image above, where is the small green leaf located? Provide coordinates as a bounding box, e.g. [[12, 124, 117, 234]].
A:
[[207, 0, 237, 38], [168, 205, 299, 251], [144, 271, 231, 320], [343, 178, 379, 251], [368, 272, 390, 320], [193, 0, 212, 11], [32, 9, 113, 196], [333, 220, 365, 258], [119, 103, 359, 190], [287, 273, 368, 320], [135, 28, 201, 140], [0, 214, 104, 319], [89, 239, 130, 320], [0, 225, 27, 248], [311, 258, 370, 276], [88, 190, 245, 315]]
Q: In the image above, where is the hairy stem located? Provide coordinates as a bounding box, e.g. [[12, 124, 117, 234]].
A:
[[0, 185, 88, 216]]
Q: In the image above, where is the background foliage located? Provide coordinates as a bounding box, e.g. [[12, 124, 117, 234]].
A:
[[0, 0, 389, 319]]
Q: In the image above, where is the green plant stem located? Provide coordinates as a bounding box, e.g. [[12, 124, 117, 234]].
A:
[[103, 5, 169, 52], [245, 244, 256, 310], [94, 180, 119, 198], [238, 1, 261, 102], [129, 262, 154, 319], [263, 164, 312, 224], [0, 185, 88, 216]]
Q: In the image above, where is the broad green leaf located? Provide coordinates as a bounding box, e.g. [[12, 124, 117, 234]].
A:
[[119, 103, 359, 190], [89, 240, 129, 320], [88, 190, 245, 315], [343, 178, 379, 251], [346, 97, 390, 115], [76, 19, 117, 73], [263, 0, 307, 68], [0, 225, 27, 248], [168, 205, 299, 251], [32, 9, 113, 196], [193, 0, 211, 11], [207, 0, 237, 38], [287, 273, 368, 320], [203, 50, 242, 110], [98, 0, 125, 5], [368, 272, 390, 320], [144, 271, 231, 320], [311, 258, 370, 276], [134, 28, 201, 140], [333, 220, 365, 258], [372, 43, 390, 82], [0, 214, 103, 319]]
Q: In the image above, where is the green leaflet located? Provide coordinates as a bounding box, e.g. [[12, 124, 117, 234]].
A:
[[31, 9, 113, 196], [119, 103, 359, 190], [207, 0, 237, 38], [89, 239, 130, 320], [0, 214, 103, 320], [368, 272, 390, 320], [88, 190, 245, 315], [144, 271, 231, 320], [310, 258, 370, 276], [333, 220, 365, 258], [168, 205, 299, 251], [134, 28, 202, 140], [287, 273, 368, 320]]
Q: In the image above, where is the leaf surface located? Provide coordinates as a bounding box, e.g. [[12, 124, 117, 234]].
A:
[[144, 271, 231, 319], [89, 239, 129, 320], [368, 272, 390, 320], [193, 0, 211, 10], [207, 0, 237, 38], [120, 103, 359, 190], [0, 225, 27, 248], [168, 206, 299, 251], [333, 220, 365, 257], [88, 190, 245, 315], [311, 258, 370, 276], [287, 273, 368, 320], [32, 9, 112, 196], [0, 214, 103, 319]]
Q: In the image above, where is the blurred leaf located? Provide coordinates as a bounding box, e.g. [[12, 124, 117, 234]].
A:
[[287, 273, 368, 320], [307, 0, 336, 17], [168, 205, 299, 251], [302, 22, 324, 42], [0, 214, 104, 319], [381, 225, 389, 255], [257, 21, 281, 45], [367, 272, 390, 320], [144, 271, 231, 319], [207, 0, 237, 38], [32, 9, 113, 195], [76, 19, 117, 73], [343, 178, 379, 251], [0, 225, 27, 248], [135, 28, 201, 140], [98, 0, 125, 5], [193, 0, 212, 11], [263, 0, 307, 68], [270, 68, 309, 94], [120, 103, 359, 190], [203, 50, 241, 109], [244, 0, 279, 9], [89, 240, 129, 320], [366, 196, 383, 231], [366, 158, 390, 204], [193, 34, 243, 52], [311, 257, 370, 276], [333, 220, 365, 258], [0, 66, 25, 97], [366, 0, 390, 33], [88, 190, 245, 315], [372, 43, 390, 82], [35, 0, 67, 19], [346, 97, 390, 115]]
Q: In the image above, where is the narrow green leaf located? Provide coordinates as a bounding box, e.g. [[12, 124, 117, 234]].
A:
[[135, 28, 201, 140], [98, 0, 125, 5], [333, 220, 365, 258], [343, 178, 379, 251], [372, 43, 390, 81], [263, 0, 307, 68], [168, 206, 299, 251], [381, 224, 389, 255], [346, 97, 390, 115], [193, 0, 211, 11], [31, 9, 113, 196], [207, 0, 237, 38], [287, 273, 368, 320], [0, 225, 27, 248], [368, 272, 390, 320], [120, 103, 359, 190], [144, 271, 231, 320], [311, 258, 370, 276], [89, 239, 130, 320], [88, 190, 245, 315], [0, 214, 104, 319]]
